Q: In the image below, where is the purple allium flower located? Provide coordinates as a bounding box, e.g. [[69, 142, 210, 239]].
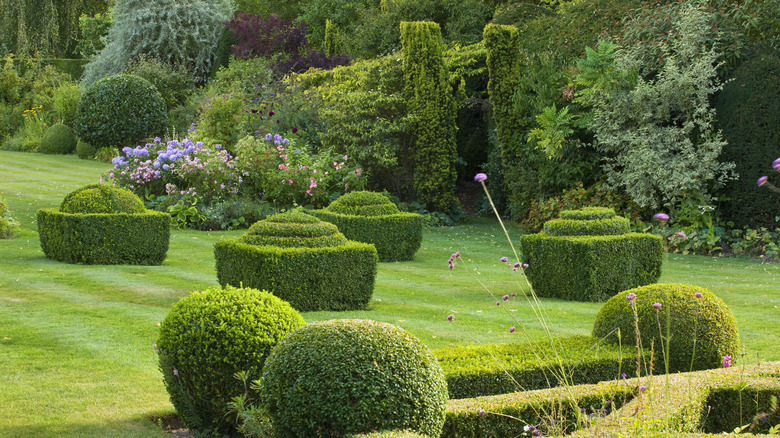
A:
[[269, 111, 275, 117], [478, 409, 486, 416], [447, 314, 454, 322], [695, 292, 703, 299], [474, 173, 487, 182], [652, 302, 662, 310], [773, 157, 780, 171], [500, 256, 508, 263], [292, 127, 298, 134], [723, 355, 732, 368], [522, 263, 529, 269], [674, 231, 687, 238], [513, 262, 521, 269], [653, 213, 670, 222], [496, 301, 500, 306], [502, 294, 509, 301], [621, 373, 627, 379], [509, 326, 516, 333], [758, 176, 769, 187], [511, 293, 517, 297], [173, 368, 179, 376], [639, 385, 646, 392], [627, 292, 637, 301]]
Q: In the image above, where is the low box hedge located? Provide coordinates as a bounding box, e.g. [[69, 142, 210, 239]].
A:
[[435, 335, 638, 399], [37, 209, 170, 265]]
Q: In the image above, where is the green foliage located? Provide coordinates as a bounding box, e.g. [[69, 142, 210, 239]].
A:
[[300, 0, 375, 51], [0, 196, 21, 239], [520, 208, 662, 301], [527, 104, 577, 159], [703, 388, 780, 434], [591, 3, 735, 210], [60, 183, 146, 214], [75, 140, 96, 160], [74, 74, 167, 149], [80, 0, 232, 85], [311, 191, 424, 261], [593, 283, 741, 373], [435, 335, 638, 399], [401, 21, 457, 212], [209, 57, 273, 101], [76, 9, 113, 60], [51, 84, 82, 126], [191, 93, 244, 151], [214, 211, 378, 311], [156, 284, 305, 436], [716, 54, 780, 230], [125, 56, 195, 112], [261, 319, 448, 438], [38, 123, 76, 154], [323, 20, 341, 56], [559, 206, 618, 220]]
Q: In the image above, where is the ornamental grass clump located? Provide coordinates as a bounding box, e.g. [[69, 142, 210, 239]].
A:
[[261, 319, 448, 438], [311, 191, 424, 261], [592, 283, 740, 374], [37, 183, 170, 264], [214, 209, 378, 311], [157, 285, 305, 436]]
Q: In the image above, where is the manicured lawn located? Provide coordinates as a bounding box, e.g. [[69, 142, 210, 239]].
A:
[[1, 150, 779, 436]]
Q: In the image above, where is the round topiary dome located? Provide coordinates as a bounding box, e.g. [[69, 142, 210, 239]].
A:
[[261, 319, 448, 438], [593, 283, 740, 373], [59, 183, 145, 214], [325, 191, 402, 216], [240, 210, 347, 248]]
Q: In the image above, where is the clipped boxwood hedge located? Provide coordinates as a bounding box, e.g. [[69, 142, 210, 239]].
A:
[[520, 207, 662, 302], [214, 210, 378, 311], [435, 335, 638, 399], [37, 184, 170, 265], [310, 191, 424, 262]]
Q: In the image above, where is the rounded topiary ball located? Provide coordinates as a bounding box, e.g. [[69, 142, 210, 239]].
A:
[[39, 123, 77, 154], [75, 140, 96, 160], [240, 209, 347, 248], [74, 74, 166, 149], [593, 283, 740, 373], [59, 183, 145, 214], [327, 191, 401, 216], [261, 319, 448, 438], [157, 285, 305, 435]]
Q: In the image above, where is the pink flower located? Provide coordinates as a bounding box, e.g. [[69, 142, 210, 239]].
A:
[[447, 314, 454, 322], [500, 257, 508, 263], [722, 355, 732, 368], [509, 326, 516, 333], [695, 292, 703, 299], [652, 302, 662, 310], [653, 213, 670, 222]]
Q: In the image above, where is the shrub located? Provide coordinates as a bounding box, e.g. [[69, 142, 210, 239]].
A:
[[74, 74, 167, 149], [261, 319, 448, 438], [311, 191, 424, 261], [157, 284, 305, 436], [125, 56, 195, 112], [519, 207, 662, 301], [51, 83, 82, 126], [214, 210, 378, 311], [38, 123, 77, 154], [37, 183, 169, 264], [75, 140, 96, 160], [0, 196, 21, 239], [593, 283, 741, 373], [191, 93, 244, 151], [435, 335, 638, 399], [208, 57, 273, 100]]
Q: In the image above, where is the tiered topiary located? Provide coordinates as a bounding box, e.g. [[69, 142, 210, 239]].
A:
[[261, 319, 448, 438], [592, 283, 740, 373], [39, 123, 77, 154], [214, 210, 378, 311], [75, 140, 96, 160], [519, 207, 662, 301], [157, 285, 305, 436], [310, 191, 424, 262], [74, 74, 166, 149], [37, 183, 170, 264]]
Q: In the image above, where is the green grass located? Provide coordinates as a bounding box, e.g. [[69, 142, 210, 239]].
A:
[[1, 150, 779, 436]]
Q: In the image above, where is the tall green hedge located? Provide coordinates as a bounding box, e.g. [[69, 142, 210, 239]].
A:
[[310, 191, 424, 262], [401, 21, 457, 212], [716, 54, 780, 229], [520, 208, 662, 301], [214, 211, 378, 311]]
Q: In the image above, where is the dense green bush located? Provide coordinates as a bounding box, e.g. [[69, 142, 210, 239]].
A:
[[38, 123, 77, 154], [37, 183, 169, 264], [157, 285, 305, 436], [51, 83, 82, 126], [435, 335, 637, 399], [261, 319, 448, 438], [191, 93, 244, 151], [520, 208, 662, 301], [716, 54, 780, 230], [214, 210, 378, 311], [311, 191, 424, 262], [593, 283, 741, 373], [75, 140, 96, 160], [74, 74, 166, 149], [401, 21, 457, 212], [125, 56, 195, 112]]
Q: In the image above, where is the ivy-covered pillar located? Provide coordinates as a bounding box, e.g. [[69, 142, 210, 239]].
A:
[[401, 21, 457, 212]]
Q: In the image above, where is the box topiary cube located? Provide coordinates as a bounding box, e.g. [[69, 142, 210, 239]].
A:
[[37, 183, 170, 264], [310, 191, 424, 262], [519, 207, 662, 302], [214, 210, 378, 311]]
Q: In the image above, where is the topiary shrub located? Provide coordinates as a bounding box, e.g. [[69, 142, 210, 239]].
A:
[[214, 210, 378, 311], [37, 183, 169, 264], [310, 191, 424, 261], [75, 139, 96, 159], [38, 123, 77, 154], [261, 319, 448, 438], [520, 207, 662, 302], [74, 74, 166, 149], [157, 284, 305, 436], [593, 283, 740, 374]]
